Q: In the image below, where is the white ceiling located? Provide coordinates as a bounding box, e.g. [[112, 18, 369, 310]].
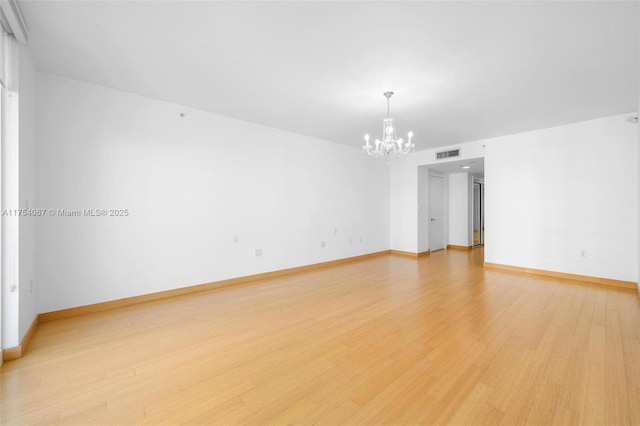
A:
[[20, 1, 639, 150]]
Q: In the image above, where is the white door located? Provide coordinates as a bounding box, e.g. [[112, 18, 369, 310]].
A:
[[429, 175, 445, 251]]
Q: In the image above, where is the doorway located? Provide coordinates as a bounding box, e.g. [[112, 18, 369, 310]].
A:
[[429, 174, 445, 251], [473, 180, 484, 246]]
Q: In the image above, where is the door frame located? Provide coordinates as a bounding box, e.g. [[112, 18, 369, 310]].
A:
[[472, 177, 484, 247]]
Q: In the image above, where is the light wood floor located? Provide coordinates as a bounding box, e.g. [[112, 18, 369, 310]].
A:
[[1, 249, 639, 425]]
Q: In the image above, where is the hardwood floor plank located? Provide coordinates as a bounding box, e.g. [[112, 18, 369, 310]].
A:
[[446, 382, 493, 426], [579, 325, 607, 425], [525, 379, 562, 425], [313, 398, 361, 425], [473, 403, 505, 425], [485, 343, 534, 412]]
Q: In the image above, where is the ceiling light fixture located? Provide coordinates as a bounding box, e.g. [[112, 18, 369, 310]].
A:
[[461, 165, 471, 169], [363, 91, 414, 159]]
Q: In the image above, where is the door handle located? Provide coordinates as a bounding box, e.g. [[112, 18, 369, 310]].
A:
[[430, 218, 436, 221]]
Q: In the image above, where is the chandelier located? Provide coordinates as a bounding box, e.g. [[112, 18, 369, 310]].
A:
[[363, 91, 414, 159]]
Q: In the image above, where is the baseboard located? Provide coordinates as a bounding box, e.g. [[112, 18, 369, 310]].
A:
[[447, 245, 472, 251], [483, 262, 637, 290], [2, 314, 39, 362], [40, 250, 390, 323], [484, 262, 523, 273], [390, 250, 430, 258], [3, 346, 21, 361]]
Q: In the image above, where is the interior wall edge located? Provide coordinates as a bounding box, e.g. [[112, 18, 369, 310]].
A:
[[2, 313, 38, 361]]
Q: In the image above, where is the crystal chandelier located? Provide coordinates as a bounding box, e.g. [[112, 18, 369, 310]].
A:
[[363, 91, 414, 159]]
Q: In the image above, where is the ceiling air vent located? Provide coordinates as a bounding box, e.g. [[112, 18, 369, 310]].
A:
[[436, 149, 460, 160]]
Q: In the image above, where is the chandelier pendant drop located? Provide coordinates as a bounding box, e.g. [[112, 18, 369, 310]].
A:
[[363, 91, 414, 159]]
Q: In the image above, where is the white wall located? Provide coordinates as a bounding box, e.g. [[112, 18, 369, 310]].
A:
[[417, 166, 429, 253], [448, 173, 469, 247], [485, 114, 637, 282], [27, 73, 640, 314], [390, 157, 418, 252], [18, 44, 37, 341], [391, 113, 638, 282], [36, 73, 390, 313]]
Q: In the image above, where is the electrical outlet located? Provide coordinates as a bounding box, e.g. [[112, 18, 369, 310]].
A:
[[334, 228, 338, 235], [321, 241, 326, 248], [349, 238, 352, 244], [580, 250, 587, 258], [233, 235, 239, 244], [255, 248, 262, 257]]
